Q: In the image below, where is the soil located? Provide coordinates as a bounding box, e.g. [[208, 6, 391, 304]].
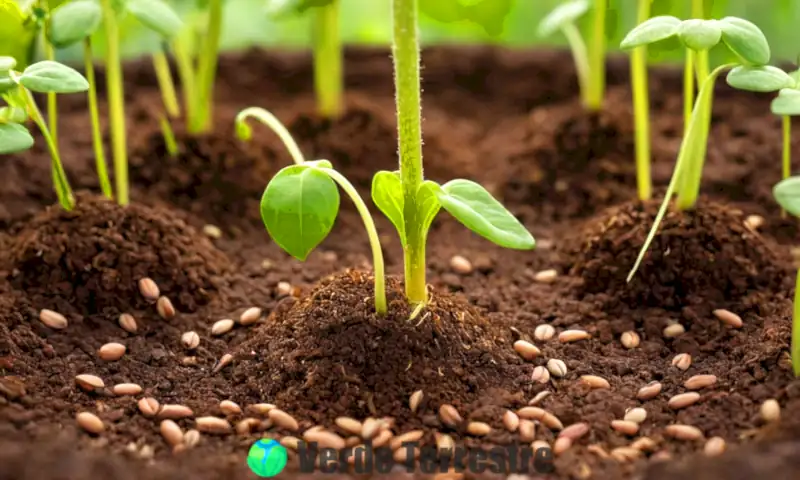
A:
[[1, 46, 800, 480]]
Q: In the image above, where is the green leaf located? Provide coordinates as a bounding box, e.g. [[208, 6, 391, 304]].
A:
[[620, 15, 681, 50], [0, 74, 16, 94], [265, 0, 334, 17], [260, 164, 340, 261], [0, 56, 16, 72], [718, 17, 770, 65], [417, 180, 442, 236], [771, 89, 800, 116], [677, 19, 721, 51], [435, 179, 535, 250], [0, 0, 37, 70], [538, 0, 589, 37], [19, 61, 89, 93], [48, 0, 102, 48], [0, 105, 27, 123], [0, 122, 34, 154], [371, 170, 405, 245], [461, 0, 514, 36], [773, 176, 800, 216], [126, 0, 184, 38], [726, 66, 794, 93], [419, 0, 462, 22]]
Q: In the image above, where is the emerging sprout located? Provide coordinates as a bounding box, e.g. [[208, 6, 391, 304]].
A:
[[771, 176, 800, 376], [625, 0, 654, 201]]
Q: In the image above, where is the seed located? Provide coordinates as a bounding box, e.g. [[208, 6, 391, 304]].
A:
[[439, 404, 463, 428], [39, 309, 68, 330], [610, 420, 639, 436], [553, 437, 572, 455], [156, 296, 176, 319], [393, 446, 419, 463], [202, 224, 222, 238], [532, 366, 550, 383], [211, 319, 234, 336], [651, 450, 672, 462], [178, 332, 199, 351], [280, 436, 301, 450], [547, 359, 568, 378], [517, 406, 545, 420], [390, 430, 424, 450], [239, 307, 262, 326], [112, 383, 142, 396], [98, 342, 126, 361], [213, 354, 233, 373], [744, 214, 764, 230], [276, 282, 293, 297], [449, 255, 473, 274], [704, 436, 726, 456], [672, 353, 692, 371], [630, 437, 657, 452], [75, 374, 104, 392], [160, 420, 183, 447], [761, 399, 780, 422], [436, 432, 455, 452], [335, 417, 363, 435], [466, 422, 491, 436], [372, 429, 393, 448], [183, 429, 201, 447], [586, 444, 609, 459], [118, 313, 137, 333], [663, 323, 685, 338], [559, 422, 589, 441], [533, 269, 558, 283], [503, 410, 519, 432], [248, 403, 276, 416], [636, 381, 662, 400], [138, 278, 160, 300], [559, 329, 590, 343], [345, 436, 361, 448], [665, 424, 703, 441], [236, 418, 261, 435], [580, 375, 610, 389], [304, 429, 346, 450], [668, 392, 701, 409], [76, 412, 104, 434], [361, 418, 382, 439], [409, 390, 423, 413], [713, 309, 743, 328], [620, 331, 640, 349], [684, 374, 717, 390], [529, 391, 551, 405], [531, 440, 549, 453], [269, 409, 299, 431], [138, 397, 160, 417], [159, 404, 194, 419], [624, 407, 647, 424], [196, 417, 232, 434], [542, 412, 563, 431], [610, 447, 641, 462], [513, 340, 541, 361], [220, 400, 242, 415], [534, 324, 556, 342], [518, 420, 535, 442]]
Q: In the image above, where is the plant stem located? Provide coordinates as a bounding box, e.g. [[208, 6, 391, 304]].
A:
[[691, 0, 710, 84], [683, 49, 695, 134], [561, 24, 590, 108], [392, 0, 427, 305], [793, 269, 800, 377], [40, 0, 57, 143], [631, 0, 651, 201], [312, 0, 342, 118], [83, 39, 112, 199], [172, 35, 196, 123], [585, 0, 606, 111], [190, 0, 222, 134], [320, 167, 386, 314], [152, 47, 180, 118], [160, 117, 178, 156], [782, 114, 791, 218], [100, 0, 128, 205], [235, 107, 306, 165]]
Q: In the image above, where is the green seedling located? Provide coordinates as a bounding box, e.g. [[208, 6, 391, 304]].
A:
[[538, 0, 607, 111], [627, 0, 653, 201], [0, 56, 89, 210], [621, 16, 792, 281], [771, 176, 800, 376]]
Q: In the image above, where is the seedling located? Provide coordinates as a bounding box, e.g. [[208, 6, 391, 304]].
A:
[[627, 0, 653, 201], [620, 16, 793, 280], [0, 56, 89, 210], [771, 176, 800, 376], [538, 0, 607, 111]]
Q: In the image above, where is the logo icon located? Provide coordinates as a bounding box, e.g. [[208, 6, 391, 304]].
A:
[[247, 439, 288, 477]]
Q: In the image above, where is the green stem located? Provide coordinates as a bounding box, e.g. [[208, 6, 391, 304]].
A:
[[235, 107, 306, 165], [585, 0, 606, 110], [392, 0, 427, 305], [160, 116, 178, 157], [631, 0, 651, 201], [793, 269, 800, 377], [152, 47, 180, 118], [172, 35, 196, 123], [691, 0, 709, 85], [319, 167, 386, 315], [39, 0, 57, 143], [83, 39, 112, 199], [561, 24, 590, 108], [683, 49, 695, 134], [312, 0, 342, 118], [190, 0, 222, 134], [782, 115, 791, 218], [100, 0, 128, 205]]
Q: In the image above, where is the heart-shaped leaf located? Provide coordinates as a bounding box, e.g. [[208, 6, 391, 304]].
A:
[[677, 19, 721, 51], [435, 179, 535, 250], [126, 0, 184, 38], [773, 176, 800, 216], [19, 61, 89, 93], [771, 89, 800, 116], [48, 0, 102, 47], [0, 122, 34, 154], [261, 163, 340, 261], [371, 170, 405, 245], [620, 15, 681, 50], [417, 180, 442, 236], [726, 65, 795, 93], [718, 17, 770, 66], [538, 0, 589, 37]]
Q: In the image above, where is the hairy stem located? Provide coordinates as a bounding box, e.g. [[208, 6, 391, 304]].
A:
[[312, 0, 342, 118], [190, 0, 222, 134], [83, 39, 112, 199], [235, 107, 306, 165], [586, 0, 606, 110], [561, 24, 590, 108], [631, 0, 651, 201], [152, 47, 180, 118], [793, 269, 800, 377], [100, 0, 128, 205]]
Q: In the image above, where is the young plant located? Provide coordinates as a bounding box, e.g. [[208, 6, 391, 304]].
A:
[[628, 0, 652, 201], [771, 176, 800, 376], [620, 16, 793, 280], [0, 56, 90, 210], [538, 0, 606, 111]]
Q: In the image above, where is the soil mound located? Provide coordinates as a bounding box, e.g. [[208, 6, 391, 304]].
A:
[[568, 198, 791, 310], [1, 192, 230, 315]]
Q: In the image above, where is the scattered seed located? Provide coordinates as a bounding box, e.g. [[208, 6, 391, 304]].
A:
[[138, 278, 160, 301], [439, 404, 463, 428], [236, 418, 261, 435], [138, 397, 160, 417], [534, 324, 556, 342], [630, 437, 657, 452], [182, 356, 198, 366], [304, 429, 346, 450], [269, 409, 299, 431], [211, 319, 235, 336], [239, 307, 262, 326], [202, 224, 222, 239], [637, 381, 663, 400], [220, 400, 242, 415], [248, 403, 276, 416], [390, 431, 424, 450], [112, 383, 142, 396], [532, 366, 550, 384], [177, 332, 199, 350], [75, 374, 104, 392], [610, 420, 639, 436], [118, 313, 137, 333], [533, 269, 558, 283], [531, 440, 549, 453], [276, 282, 293, 297], [466, 422, 491, 436], [744, 214, 765, 230], [280, 436, 301, 450], [436, 432, 455, 452], [559, 330, 590, 343], [713, 309, 743, 328], [542, 412, 564, 431], [76, 412, 104, 434], [684, 374, 717, 390], [156, 296, 176, 319], [559, 422, 589, 441], [409, 390, 423, 413], [160, 420, 183, 447], [610, 447, 641, 462], [393, 445, 419, 463], [664, 424, 703, 441], [183, 429, 200, 448], [195, 417, 232, 434], [345, 436, 361, 448], [513, 340, 541, 361], [624, 407, 647, 424], [620, 331, 640, 349], [449, 255, 473, 275], [518, 420, 535, 442], [528, 391, 551, 405], [761, 399, 780, 422], [672, 353, 692, 371], [669, 392, 701, 409], [361, 417, 382, 439], [547, 359, 568, 378], [503, 410, 519, 432], [372, 429, 393, 448], [553, 437, 572, 455], [159, 404, 194, 419], [335, 417, 363, 436], [213, 354, 233, 373], [39, 309, 68, 330], [98, 342, 126, 361], [586, 444, 609, 459], [663, 323, 685, 338], [580, 375, 610, 389], [704, 436, 726, 456], [517, 406, 545, 420]]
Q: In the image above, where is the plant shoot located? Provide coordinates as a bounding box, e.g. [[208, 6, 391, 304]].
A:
[[628, 0, 652, 201], [772, 176, 800, 376]]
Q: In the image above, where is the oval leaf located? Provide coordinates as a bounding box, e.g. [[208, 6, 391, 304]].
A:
[[718, 17, 770, 65], [620, 15, 681, 50], [771, 89, 800, 116], [0, 74, 17, 94], [48, 0, 102, 47], [726, 65, 794, 93], [19, 61, 89, 93], [261, 165, 340, 261], [371, 170, 405, 245], [677, 19, 721, 51], [537, 0, 589, 37], [126, 0, 184, 37], [773, 176, 800, 216], [0, 122, 34, 154], [435, 179, 535, 250], [0, 56, 16, 72], [0, 105, 28, 123]]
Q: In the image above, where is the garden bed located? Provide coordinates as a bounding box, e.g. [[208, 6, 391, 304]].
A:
[[0, 46, 799, 479]]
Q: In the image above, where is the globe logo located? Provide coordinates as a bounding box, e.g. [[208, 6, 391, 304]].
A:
[[247, 439, 288, 477]]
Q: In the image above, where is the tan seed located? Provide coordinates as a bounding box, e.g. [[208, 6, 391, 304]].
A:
[[361, 417, 382, 439], [531, 440, 549, 453], [663, 323, 685, 338], [138, 397, 160, 417], [534, 324, 556, 341], [439, 404, 463, 427], [586, 444, 609, 458], [436, 432, 455, 452], [553, 437, 572, 455], [409, 390, 423, 413], [713, 309, 743, 328], [390, 430, 424, 450], [39, 309, 68, 330], [610, 420, 639, 436], [393, 446, 419, 463], [630, 437, 657, 452], [518, 420, 536, 442], [75, 374, 104, 392], [534, 269, 558, 283], [280, 436, 301, 450], [213, 354, 233, 373], [513, 340, 541, 361], [503, 410, 519, 432], [744, 214, 765, 230], [304, 429, 346, 450], [112, 383, 142, 396], [559, 422, 589, 441], [160, 420, 183, 447], [118, 313, 137, 333], [637, 381, 663, 400], [372, 429, 393, 448], [335, 417, 363, 435], [531, 366, 550, 383], [156, 296, 176, 319], [559, 329, 590, 343], [276, 282, 293, 297], [196, 416, 232, 434], [624, 407, 647, 424], [611, 447, 641, 462], [580, 375, 610, 389], [542, 412, 564, 430], [159, 404, 194, 419], [269, 409, 299, 431], [248, 403, 276, 416], [704, 436, 726, 456], [202, 224, 222, 239], [220, 400, 242, 415], [76, 412, 104, 434], [345, 436, 361, 448], [236, 418, 261, 435], [466, 422, 491, 436], [529, 391, 551, 405], [684, 374, 717, 390], [183, 429, 201, 448], [620, 331, 640, 349], [98, 342, 126, 361], [181, 331, 200, 350], [547, 359, 568, 378], [672, 353, 692, 371], [138, 277, 160, 301], [517, 406, 545, 420], [211, 319, 234, 336], [449, 255, 473, 275], [239, 307, 262, 326], [668, 392, 701, 409], [761, 399, 780, 422], [664, 424, 703, 440]]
